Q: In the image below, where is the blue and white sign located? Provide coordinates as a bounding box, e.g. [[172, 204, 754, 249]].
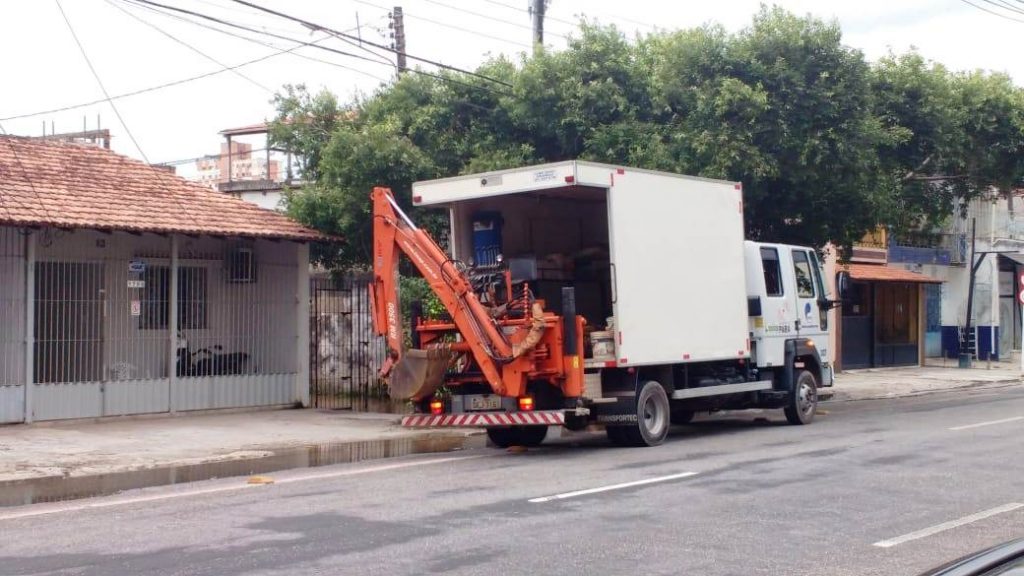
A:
[[128, 260, 146, 274]]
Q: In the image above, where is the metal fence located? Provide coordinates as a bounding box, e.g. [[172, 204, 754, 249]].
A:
[[0, 226, 306, 422], [0, 228, 26, 423], [310, 273, 389, 410]]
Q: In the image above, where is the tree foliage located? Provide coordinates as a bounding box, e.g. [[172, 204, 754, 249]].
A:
[[271, 6, 1024, 268]]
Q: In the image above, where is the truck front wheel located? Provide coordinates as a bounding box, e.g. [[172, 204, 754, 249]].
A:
[[784, 369, 818, 425], [607, 381, 670, 447]]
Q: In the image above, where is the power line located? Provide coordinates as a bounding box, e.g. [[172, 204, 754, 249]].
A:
[[420, 0, 569, 40], [988, 0, 1024, 14], [355, 0, 532, 49], [481, 0, 659, 30], [225, 0, 513, 87], [54, 0, 150, 162], [958, 0, 1024, 22], [0, 44, 334, 122], [480, 0, 576, 28], [54, 0, 200, 227], [120, 0, 395, 79], [104, 0, 274, 93], [127, 0, 508, 97], [123, 0, 394, 68], [124, 0, 398, 69]]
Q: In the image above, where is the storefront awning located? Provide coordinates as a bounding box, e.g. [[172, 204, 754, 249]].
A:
[[842, 263, 941, 283], [998, 252, 1024, 266]]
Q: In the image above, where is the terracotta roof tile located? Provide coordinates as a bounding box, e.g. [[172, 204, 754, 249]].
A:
[[0, 136, 332, 242], [842, 263, 941, 283]]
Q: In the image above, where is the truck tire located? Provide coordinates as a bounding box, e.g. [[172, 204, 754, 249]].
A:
[[609, 381, 671, 447], [784, 369, 818, 425], [486, 426, 548, 448], [516, 425, 548, 447]]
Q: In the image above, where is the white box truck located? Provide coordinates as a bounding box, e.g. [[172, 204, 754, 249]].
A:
[[370, 160, 842, 447]]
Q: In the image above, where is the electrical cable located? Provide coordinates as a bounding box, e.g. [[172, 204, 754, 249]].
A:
[[104, 0, 274, 93], [958, 0, 1024, 22], [125, 0, 398, 69], [419, 0, 569, 39], [352, 0, 532, 49], [225, 0, 513, 87], [54, 0, 150, 162], [128, 0, 510, 96], [55, 0, 200, 227], [986, 0, 1024, 15], [121, 0, 396, 79], [0, 46, 326, 122], [481, 0, 659, 30]]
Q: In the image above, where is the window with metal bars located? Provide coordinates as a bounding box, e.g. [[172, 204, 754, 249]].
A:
[[140, 266, 207, 330]]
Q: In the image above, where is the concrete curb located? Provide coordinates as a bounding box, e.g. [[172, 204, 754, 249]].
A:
[[821, 377, 1023, 403]]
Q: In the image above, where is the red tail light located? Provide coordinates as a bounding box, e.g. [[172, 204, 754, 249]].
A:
[[429, 399, 444, 415], [518, 396, 534, 412]]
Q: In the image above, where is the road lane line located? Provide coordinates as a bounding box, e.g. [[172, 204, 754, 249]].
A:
[[873, 503, 1024, 548], [949, 416, 1024, 431], [528, 472, 698, 503], [0, 454, 483, 521]]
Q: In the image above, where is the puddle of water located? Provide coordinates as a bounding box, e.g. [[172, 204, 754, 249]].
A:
[[0, 434, 484, 508]]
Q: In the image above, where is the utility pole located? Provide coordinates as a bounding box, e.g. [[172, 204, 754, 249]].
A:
[[530, 0, 546, 46], [389, 7, 406, 75]]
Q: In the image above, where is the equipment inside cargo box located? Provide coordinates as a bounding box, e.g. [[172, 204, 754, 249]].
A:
[[471, 211, 502, 266], [450, 186, 614, 337]]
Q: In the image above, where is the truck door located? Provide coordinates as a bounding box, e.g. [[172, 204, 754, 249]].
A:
[[790, 249, 829, 356]]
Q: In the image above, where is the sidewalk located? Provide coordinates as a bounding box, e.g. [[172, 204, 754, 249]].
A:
[[2, 362, 1021, 485], [828, 358, 1023, 401], [0, 409, 476, 484]]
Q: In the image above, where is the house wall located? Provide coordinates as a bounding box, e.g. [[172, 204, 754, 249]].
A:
[[0, 226, 307, 423]]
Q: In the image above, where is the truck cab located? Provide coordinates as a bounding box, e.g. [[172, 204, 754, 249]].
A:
[[745, 241, 834, 390]]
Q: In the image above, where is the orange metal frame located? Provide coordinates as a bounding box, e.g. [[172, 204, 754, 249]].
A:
[[369, 186, 584, 399]]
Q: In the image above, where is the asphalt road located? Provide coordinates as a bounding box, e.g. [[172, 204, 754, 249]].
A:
[[2, 385, 1024, 576]]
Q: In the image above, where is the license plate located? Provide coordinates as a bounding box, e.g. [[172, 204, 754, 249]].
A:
[[466, 395, 501, 411]]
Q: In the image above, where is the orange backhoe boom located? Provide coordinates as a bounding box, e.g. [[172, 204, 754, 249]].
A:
[[370, 187, 516, 395]]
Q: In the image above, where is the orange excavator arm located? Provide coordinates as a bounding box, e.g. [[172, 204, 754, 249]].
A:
[[370, 187, 515, 395]]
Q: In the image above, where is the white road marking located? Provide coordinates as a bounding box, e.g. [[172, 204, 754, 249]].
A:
[[0, 455, 482, 521], [873, 503, 1024, 548], [949, 416, 1024, 431], [528, 471, 698, 503]]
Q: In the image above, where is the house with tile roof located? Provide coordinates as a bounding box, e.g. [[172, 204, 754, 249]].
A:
[[0, 136, 332, 424]]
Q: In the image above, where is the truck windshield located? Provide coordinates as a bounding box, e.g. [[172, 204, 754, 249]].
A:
[[760, 247, 783, 296]]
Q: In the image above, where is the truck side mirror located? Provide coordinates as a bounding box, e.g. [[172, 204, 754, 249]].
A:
[[835, 271, 851, 301]]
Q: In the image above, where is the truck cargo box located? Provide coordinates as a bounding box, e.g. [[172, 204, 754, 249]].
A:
[[412, 161, 749, 367]]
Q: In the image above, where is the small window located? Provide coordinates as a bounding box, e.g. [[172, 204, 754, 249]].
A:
[[140, 266, 208, 330], [792, 251, 816, 298], [760, 247, 783, 297]]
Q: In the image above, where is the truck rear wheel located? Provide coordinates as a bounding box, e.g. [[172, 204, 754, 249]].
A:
[[607, 381, 670, 447], [784, 369, 818, 425], [486, 426, 548, 448]]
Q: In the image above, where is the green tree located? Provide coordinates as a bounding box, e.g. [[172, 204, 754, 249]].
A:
[[272, 8, 1024, 268]]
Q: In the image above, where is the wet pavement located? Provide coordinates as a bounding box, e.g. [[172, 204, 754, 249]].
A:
[[0, 434, 484, 507]]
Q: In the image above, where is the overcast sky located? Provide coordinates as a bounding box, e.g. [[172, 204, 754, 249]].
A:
[[2, 0, 1021, 169]]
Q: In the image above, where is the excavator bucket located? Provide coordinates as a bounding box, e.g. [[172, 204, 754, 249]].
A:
[[388, 348, 453, 400]]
